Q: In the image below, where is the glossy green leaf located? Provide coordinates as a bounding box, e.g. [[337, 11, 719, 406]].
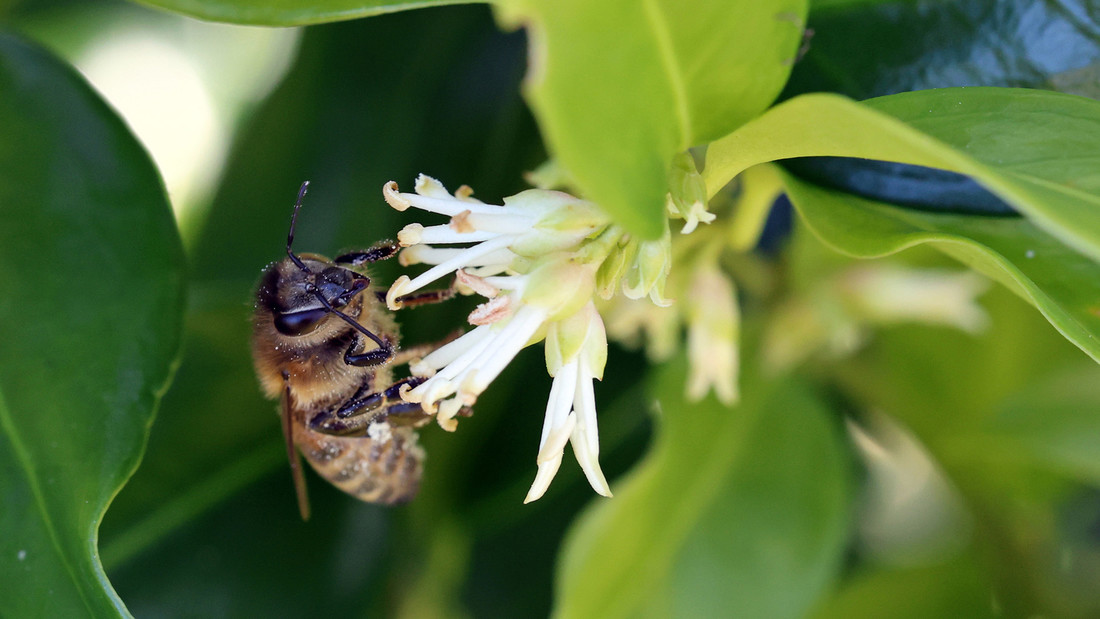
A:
[[0, 33, 185, 617], [498, 0, 807, 239], [788, 0, 1100, 99], [705, 88, 1100, 263], [555, 358, 851, 619], [779, 170, 1100, 363], [133, 0, 467, 26]]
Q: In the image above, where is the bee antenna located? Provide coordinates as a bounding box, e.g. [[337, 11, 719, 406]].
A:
[[286, 181, 310, 271]]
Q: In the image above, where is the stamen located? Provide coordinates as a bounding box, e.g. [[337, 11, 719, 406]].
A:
[[413, 224, 499, 245], [416, 325, 491, 372], [468, 296, 512, 325], [455, 270, 500, 297], [463, 306, 547, 393], [427, 328, 497, 382], [400, 245, 518, 269], [391, 235, 515, 305]]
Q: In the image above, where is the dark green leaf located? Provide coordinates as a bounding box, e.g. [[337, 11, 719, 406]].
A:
[[110, 471, 396, 617], [788, 0, 1100, 99], [499, 0, 808, 239], [133, 0, 469, 26], [555, 357, 852, 619], [0, 32, 185, 617]]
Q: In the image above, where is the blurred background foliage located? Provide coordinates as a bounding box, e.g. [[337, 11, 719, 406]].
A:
[[1, 0, 1099, 617]]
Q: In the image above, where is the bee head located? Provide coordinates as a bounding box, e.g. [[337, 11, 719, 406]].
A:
[[257, 182, 385, 350], [257, 258, 366, 337]]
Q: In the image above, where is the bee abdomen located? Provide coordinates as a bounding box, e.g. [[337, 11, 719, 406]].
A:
[[298, 424, 425, 505]]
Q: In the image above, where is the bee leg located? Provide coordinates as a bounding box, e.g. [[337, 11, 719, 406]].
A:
[[281, 371, 311, 521], [309, 376, 427, 435], [334, 240, 400, 266], [380, 401, 433, 426], [335, 376, 425, 421], [374, 277, 457, 309], [343, 334, 395, 367], [308, 393, 383, 435]]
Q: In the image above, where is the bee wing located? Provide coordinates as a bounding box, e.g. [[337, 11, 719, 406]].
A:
[[282, 380, 312, 521]]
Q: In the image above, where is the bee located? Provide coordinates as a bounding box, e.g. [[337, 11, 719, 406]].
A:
[[251, 182, 454, 519]]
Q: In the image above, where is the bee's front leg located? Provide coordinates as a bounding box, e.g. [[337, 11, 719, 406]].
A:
[[343, 333, 394, 367], [334, 240, 400, 266], [376, 275, 458, 309]]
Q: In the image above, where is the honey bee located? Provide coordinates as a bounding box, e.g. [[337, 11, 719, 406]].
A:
[[251, 182, 453, 519]]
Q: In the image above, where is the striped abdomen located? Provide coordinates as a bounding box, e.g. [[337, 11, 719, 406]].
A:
[[294, 420, 425, 505]]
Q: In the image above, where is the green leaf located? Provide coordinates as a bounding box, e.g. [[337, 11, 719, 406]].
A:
[[704, 88, 1100, 263], [133, 0, 469, 26], [498, 0, 808, 239], [980, 366, 1100, 485], [788, 0, 1100, 99], [811, 557, 998, 619], [555, 357, 852, 619], [778, 170, 1100, 363], [0, 33, 185, 617]]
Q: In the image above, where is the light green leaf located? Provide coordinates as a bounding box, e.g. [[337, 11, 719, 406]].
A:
[[133, 0, 467, 26], [779, 170, 1100, 363], [499, 0, 808, 239], [554, 357, 851, 619], [704, 88, 1100, 262], [0, 33, 185, 617]]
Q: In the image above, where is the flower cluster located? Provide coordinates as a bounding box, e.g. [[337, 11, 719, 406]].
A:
[[382, 164, 734, 502], [384, 175, 623, 502]]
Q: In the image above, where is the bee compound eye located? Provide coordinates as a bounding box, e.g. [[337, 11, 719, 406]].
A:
[[274, 307, 329, 336]]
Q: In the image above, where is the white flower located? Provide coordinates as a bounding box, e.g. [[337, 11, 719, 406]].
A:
[[838, 266, 990, 333], [528, 302, 611, 502], [683, 264, 740, 405], [384, 175, 617, 501]]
